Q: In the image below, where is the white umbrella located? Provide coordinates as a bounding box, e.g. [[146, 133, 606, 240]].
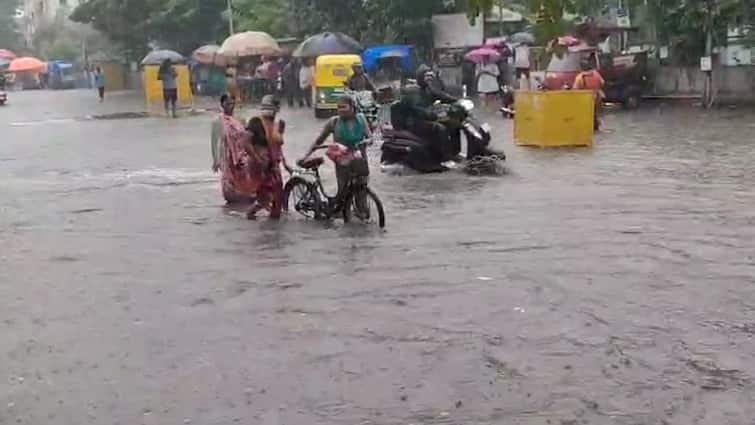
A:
[[219, 31, 281, 58]]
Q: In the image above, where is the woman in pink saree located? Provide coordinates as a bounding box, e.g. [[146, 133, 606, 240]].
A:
[[211, 94, 259, 204]]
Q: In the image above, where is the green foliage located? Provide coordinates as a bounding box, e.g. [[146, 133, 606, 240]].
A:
[[69, 0, 755, 65], [0, 0, 23, 51], [233, 0, 289, 36], [71, 0, 226, 57]]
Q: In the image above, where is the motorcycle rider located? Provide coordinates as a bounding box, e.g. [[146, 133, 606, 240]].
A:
[[415, 64, 457, 107], [414, 64, 462, 160], [391, 84, 451, 162], [345, 63, 375, 92]]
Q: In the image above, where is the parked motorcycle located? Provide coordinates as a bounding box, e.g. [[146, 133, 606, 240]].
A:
[[381, 99, 505, 173]]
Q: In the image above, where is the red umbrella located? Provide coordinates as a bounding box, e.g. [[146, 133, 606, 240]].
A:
[[0, 49, 16, 60], [558, 35, 580, 46], [464, 47, 501, 64], [9, 57, 47, 73], [192, 45, 226, 67]]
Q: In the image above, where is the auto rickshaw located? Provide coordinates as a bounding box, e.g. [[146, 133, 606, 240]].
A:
[[313, 54, 362, 118]]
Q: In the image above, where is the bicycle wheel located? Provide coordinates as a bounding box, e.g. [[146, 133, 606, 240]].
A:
[[284, 177, 320, 219], [343, 187, 386, 228]]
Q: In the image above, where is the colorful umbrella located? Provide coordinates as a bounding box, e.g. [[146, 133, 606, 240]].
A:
[[0, 49, 17, 60], [464, 47, 501, 64], [8, 57, 46, 73], [558, 35, 580, 46], [219, 31, 281, 57], [484, 37, 508, 47], [140, 50, 186, 66], [292, 32, 363, 58], [192, 44, 226, 66]]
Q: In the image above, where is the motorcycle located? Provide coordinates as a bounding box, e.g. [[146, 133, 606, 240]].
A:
[[381, 98, 505, 174]]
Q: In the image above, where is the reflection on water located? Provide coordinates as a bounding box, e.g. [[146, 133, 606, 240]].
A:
[[2, 98, 755, 425]]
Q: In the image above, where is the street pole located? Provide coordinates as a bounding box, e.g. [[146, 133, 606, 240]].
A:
[[227, 0, 235, 35], [703, 0, 714, 108]]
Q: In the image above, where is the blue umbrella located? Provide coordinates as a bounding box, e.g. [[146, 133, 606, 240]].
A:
[[292, 32, 363, 58]]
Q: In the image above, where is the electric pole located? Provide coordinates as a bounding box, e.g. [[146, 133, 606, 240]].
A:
[[227, 0, 235, 35]]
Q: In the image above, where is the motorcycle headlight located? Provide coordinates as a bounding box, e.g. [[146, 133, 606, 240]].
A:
[[458, 99, 475, 112]]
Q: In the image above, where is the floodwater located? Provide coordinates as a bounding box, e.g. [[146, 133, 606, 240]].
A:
[[2, 90, 755, 425]]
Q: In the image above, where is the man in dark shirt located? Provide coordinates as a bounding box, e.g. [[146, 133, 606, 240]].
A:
[[415, 64, 457, 107], [391, 84, 450, 162], [414, 65, 460, 159], [346, 63, 375, 92]]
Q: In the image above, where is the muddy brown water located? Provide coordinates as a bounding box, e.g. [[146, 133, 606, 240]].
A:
[[2, 90, 755, 424]]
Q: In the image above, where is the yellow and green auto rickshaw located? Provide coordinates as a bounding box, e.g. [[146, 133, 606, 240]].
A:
[[313, 54, 362, 118]]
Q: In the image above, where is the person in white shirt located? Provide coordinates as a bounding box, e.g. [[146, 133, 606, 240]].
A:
[[298, 59, 314, 108], [514, 43, 531, 85], [476, 56, 500, 109]]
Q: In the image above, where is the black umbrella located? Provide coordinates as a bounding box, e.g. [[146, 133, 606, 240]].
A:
[[292, 32, 363, 58]]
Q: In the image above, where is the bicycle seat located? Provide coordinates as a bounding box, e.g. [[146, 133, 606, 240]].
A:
[[298, 157, 324, 170]]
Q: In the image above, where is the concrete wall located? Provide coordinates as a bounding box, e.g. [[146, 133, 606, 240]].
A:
[[653, 65, 755, 103]]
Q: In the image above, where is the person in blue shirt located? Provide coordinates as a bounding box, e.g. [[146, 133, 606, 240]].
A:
[[94, 67, 106, 102], [158, 59, 178, 118]]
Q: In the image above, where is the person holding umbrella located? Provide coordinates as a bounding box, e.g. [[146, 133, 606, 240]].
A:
[[158, 59, 178, 118]]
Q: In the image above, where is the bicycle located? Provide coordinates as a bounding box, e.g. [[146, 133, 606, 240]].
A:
[[283, 142, 386, 229]]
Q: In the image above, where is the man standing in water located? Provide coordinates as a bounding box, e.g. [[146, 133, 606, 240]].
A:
[[158, 59, 178, 118]]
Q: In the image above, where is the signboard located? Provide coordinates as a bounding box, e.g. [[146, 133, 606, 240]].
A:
[[700, 56, 712, 72], [432, 13, 484, 49]]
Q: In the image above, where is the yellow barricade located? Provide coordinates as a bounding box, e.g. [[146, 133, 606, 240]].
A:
[[142, 64, 194, 114], [514, 90, 594, 147]]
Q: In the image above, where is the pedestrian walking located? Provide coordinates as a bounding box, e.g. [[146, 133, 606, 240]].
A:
[[299, 59, 313, 108], [158, 59, 178, 118], [476, 56, 500, 110], [281, 59, 299, 107], [514, 43, 531, 89], [245, 95, 292, 220], [211, 94, 258, 204], [94, 67, 106, 102]]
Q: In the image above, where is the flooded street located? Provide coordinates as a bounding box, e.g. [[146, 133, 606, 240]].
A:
[[2, 90, 755, 425]]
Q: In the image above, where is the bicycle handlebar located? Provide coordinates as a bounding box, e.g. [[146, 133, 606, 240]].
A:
[[312, 140, 371, 151]]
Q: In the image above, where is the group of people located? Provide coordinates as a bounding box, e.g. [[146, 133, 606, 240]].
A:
[[224, 57, 315, 108], [211, 94, 290, 219], [92, 59, 179, 117], [211, 90, 372, 220]]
